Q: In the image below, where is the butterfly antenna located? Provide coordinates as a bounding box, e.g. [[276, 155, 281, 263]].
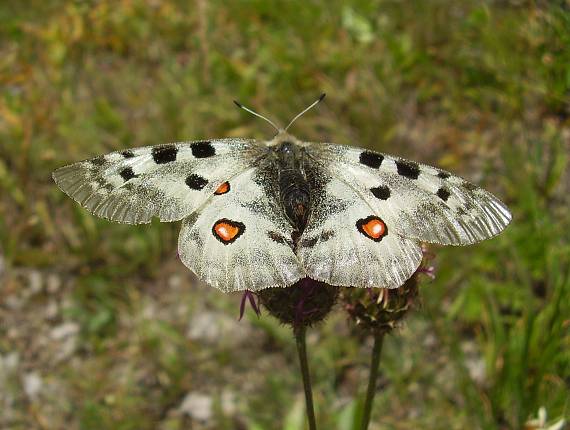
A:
[[284, 93, 326, 131], [233, 100, 281, 132]]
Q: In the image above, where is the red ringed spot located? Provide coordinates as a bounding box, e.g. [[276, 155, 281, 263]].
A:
[[212, 219, 245, 244], [214, 181, 230, 195], [356, 216, 388, 242]]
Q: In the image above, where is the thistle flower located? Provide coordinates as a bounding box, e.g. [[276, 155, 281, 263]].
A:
[[251, 278, 339, 430], [257, 278, 339, 328], [341, 244, 436, 430]]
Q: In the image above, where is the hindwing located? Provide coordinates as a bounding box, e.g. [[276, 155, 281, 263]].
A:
[[178, 163, 305, 292], [297, 163, 423, 289]]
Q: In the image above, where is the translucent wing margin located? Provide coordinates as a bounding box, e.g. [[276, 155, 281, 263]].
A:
[[52, 139, 266, 224]]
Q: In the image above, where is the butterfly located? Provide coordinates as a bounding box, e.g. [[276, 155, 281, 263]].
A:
[[53, 95, 511, 292]]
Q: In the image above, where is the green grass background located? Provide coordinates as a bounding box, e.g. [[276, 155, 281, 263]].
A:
[[0, 1, 568, 429]]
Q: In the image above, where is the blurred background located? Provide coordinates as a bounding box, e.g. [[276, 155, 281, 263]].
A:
[[0, 1, 569, 429]]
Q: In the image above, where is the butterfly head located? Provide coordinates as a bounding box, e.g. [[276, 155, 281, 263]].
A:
[[268, 130, 303, 147]]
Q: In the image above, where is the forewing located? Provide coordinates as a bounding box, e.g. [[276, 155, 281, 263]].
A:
[[52, 139, 266, 224], [308, 143, 511, 245], [178, 164, 305, 292], [298, 165, 423, 289]]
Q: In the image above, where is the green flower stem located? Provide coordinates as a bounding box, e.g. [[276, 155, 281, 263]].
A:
[[295, 325, 317, 430], [360, 332, 385, 430]]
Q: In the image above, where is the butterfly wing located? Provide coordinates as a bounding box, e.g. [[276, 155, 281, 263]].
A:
[[178, 163, 305, 292], [307, 143, 511, 246], [52, 139, 266, 224], [297, 163, 423, 289]]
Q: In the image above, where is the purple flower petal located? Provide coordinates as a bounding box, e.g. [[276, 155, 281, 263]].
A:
[[239, 290, 261, 321], [418, 265, 436, 279], [239, 291, 248, 321], [247, 290, 261, 317]]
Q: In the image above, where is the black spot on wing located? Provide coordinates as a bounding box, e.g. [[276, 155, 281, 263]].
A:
[[91, 156, 106, 166], [94, 177, 114, 192], [299, 230, 334, 249], [370, 185, 390, 200], [122, 182, 135, 192], [300, 237, 318, 248], [119, 166, 137, 181], [396, 160, 420, 179], [436, 187, 451, 201], [152, 144, 178, 164], [185, 174, 209, 190], [121, 150, 135, 158], [268, 231, 291, 246], [437, 171, 450, 179], [359, 151, 384, 168], [463, 181, 478, 192], [191, 141, 215, 158], [320, 230, 335, 242]]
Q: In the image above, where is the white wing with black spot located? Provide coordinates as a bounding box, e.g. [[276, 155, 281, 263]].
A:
[[308, 143, 511, 246], [53, 139, 266, 224], [297, 168, 423, 289], [178, 165, 305, 292]]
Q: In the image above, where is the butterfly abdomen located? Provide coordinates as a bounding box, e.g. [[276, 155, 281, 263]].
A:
[[275, 142, 312, 236]]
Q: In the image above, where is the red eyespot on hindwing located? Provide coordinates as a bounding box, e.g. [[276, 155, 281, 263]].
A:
[[356, 216, 388, 242], [212, 219, 245, 244]]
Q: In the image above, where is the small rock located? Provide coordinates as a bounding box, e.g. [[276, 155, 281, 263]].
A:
[[54, 336, 78, 363], [221, 390, 236, 415], [6, 327, 19, 340], [46, 273, 62, 293], [465, 356, 486, 385], [50, 322, 79, 341], [423, 333, 437, 348], [4, 295, 23, 310], [142, 302, 156, 319], [0, 352, 19, 375], [44, 300, 59, 320], [27, 270, 43, 295], [461, 341, 486, 385], [23, 372, 42, 398], [179, 392, 213, 422], [50, 322, 80, 362]]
